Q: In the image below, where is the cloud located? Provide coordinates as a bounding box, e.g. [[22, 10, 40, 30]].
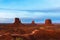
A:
[[0, 0, 60, 10], [0, 0, 60, 12], [0, 11, 16, 18], [0, 18, 14, 23], [0, 0, 60, 23], [0, 10, 60, 19]]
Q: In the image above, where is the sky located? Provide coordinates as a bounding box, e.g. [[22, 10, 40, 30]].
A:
[[0, 0, 60, 23]]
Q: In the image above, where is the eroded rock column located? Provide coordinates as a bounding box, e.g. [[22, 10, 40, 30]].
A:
[[45, 19, 52, 25]]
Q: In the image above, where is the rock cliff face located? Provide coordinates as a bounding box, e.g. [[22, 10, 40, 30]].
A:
[[31, 21, 35, 24], [30, 21, 36, 27], [45, 19, 52, 25], [14, 18, 21, 25]]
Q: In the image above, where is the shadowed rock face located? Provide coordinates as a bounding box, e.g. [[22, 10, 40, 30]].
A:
[[31, 21, 35, 24], [45, 19, 52, 25], [31, 21, 36, 26], [14, 18, 21, 25]]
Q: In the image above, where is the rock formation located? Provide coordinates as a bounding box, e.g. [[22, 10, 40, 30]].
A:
[[0, 18, 60, 40], [31, 21, 35, 24], [45, 19, 52, 25], [31, 21, 36, 26], [13, 18, 22, 27], [14, 18, 21, 24]]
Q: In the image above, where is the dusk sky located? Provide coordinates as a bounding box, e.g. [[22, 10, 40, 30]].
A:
[[0, 0, 60, 23]]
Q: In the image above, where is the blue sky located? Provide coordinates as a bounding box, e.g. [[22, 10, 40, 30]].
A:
[[0, 0, 60, 23]]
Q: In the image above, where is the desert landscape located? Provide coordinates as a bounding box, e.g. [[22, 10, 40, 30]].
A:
[[0, 0, 60, 40], [0, 18, 60, 40]]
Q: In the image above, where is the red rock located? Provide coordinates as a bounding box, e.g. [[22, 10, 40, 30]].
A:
[[45, 19, 52, 25], [14, 18, 21, 24]]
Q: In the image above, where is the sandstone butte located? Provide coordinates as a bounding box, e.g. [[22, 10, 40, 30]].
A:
[[0, 18, 60, 40]]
